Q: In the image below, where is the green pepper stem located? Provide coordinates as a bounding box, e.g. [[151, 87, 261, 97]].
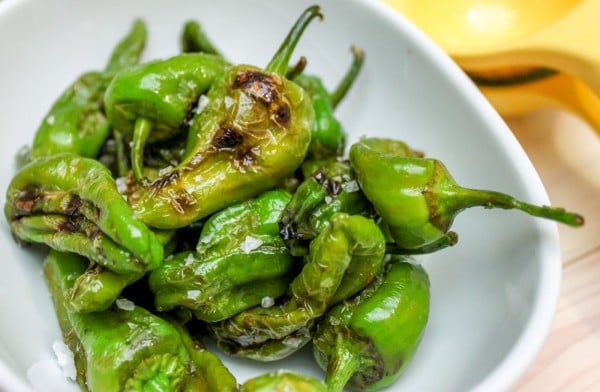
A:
[[325, 336, 361, 392], [331, 45, 365, 109], [266, 5, 323, 75], [449, 186, 585, 227], [132, 117, 153, 182]]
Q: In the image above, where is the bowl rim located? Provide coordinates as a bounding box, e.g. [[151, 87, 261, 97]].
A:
[[0, 0, 562, 391]]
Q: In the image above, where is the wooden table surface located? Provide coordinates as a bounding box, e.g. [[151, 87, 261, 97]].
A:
[[504, 111, 600, 391]]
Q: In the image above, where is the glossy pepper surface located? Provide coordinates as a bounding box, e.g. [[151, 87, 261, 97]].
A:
[[149, 189, 297, 322], [30, 20, 147, 162], [5, 153, 163, 273], [312, 260, 430, 391], [127, 6, 320, 229], [240, 370, 327, 392], [210, 212, 385, 361], [350, 137, 584, 250]]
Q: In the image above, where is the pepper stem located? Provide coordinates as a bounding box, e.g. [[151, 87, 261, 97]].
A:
[[446, 185, 585, 227], [331, 45, 365, 109], [325, 335, 361, 392], [266, 5, 323, 75], [132, 117, 153, 182]]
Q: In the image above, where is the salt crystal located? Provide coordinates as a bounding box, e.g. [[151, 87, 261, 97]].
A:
[[184, 253, 196, 266], [341, 180, 360, 193], [115, 177, 128, 194], [197, 95, 210, 114], [261, 296, 274, 308], [239, 236, 262, 253], [52, 341, 76, 381], [324, 196, 332, 204], [224, 96, 234, 110], [187, 290, 201, 299], [116, 298, 135, 311]]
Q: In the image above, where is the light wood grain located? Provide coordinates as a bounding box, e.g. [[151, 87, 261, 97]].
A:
[[506, 110, 600, 391]]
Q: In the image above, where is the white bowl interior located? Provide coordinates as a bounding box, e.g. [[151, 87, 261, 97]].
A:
[[0, 0, 560, 391]]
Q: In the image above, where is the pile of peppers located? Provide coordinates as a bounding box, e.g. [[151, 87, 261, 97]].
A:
[[4, 5, 584, 392]]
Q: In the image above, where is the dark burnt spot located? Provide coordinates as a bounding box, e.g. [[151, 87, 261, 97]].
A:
[[57, 217, 80, 233], [212, 127, 244, 150], [312, 169, 342, 196], [15, 189, 43, 214], [151, 170, 180, 192], [65, 195, 82, 216], [272, 103, 291, 127], [235, 147, 258, 168], [233, 70, 279, 104]]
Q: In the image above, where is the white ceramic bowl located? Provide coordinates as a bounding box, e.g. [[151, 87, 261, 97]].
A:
[[0, 0, 561, 391]]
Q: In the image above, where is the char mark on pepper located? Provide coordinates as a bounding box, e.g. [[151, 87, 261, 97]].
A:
[[212, 127, 244, 150], [14, 188, 44, 215]]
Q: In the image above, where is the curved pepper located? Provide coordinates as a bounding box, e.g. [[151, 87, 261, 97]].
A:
[[350, 137, 584, 250], [279, 159, 373, 256], [210, 212, 385, 361], [5, 153, 163, 273], [240, 370, 326, 392], [29, 20, 147, 162], [104, 52, 227, 181], [293, 45, 365, 177], [149, 189, 297, 322], [181, 20, 222, 56], [312, 260, 430, 391], [127, 6, 321, 229]]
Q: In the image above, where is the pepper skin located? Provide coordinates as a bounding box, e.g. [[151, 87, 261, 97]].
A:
[[350, 137, 584, 250], [312, 261, 430, 392], [210, 213, 385, 361], [44, 250, 194, 391], [149, 189, 297, 322], [5, 153, 163, 273], [30, 20, 147, 162], [181, 20, 222, 56], [127, 6, 321, 229], [104, 52, 227, 181], [240, 370, 327, 392]]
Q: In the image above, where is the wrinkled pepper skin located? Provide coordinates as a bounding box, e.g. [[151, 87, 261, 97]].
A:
[[279, 159, 373, 256], [312, 261, 430, 392], [240, 370, 327, 392], [149, 190, 297, 322], [44, 250, 193, 391], [128, 7, 321, 229], [210, 213, 385, 361], [30, 20, 147, 162], [104, 52, 228, 180], [350, 137, 584, 250], [5, 153, 163, 273]]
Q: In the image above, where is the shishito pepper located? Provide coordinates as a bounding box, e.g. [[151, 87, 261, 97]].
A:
[[127, 6, 320, 229], [43, 250, 237, 392], [350, 137, 584, 250], [181, 20, 222, 56], [312, 260, 430, 392], [5, 153, 163, 273], [149, 189, 298, 322], [210, 212, 385, 361], [29, 20, 147, 162], [104, 51, 228, 180], [240, 370, 327, 392]]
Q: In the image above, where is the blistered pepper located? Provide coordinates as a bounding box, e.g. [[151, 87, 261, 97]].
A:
[[5, 153, 163, 273], [240, 370, 326, 392], [29, 20, 147, 162], [350, 137, 584, 250], [43, 250, 237, 392], [279, 159, 373, 256], [127, 6, 320, 229], [104, 50, 228, 181], [149, 189, 298, 322], [312, 260, 430, 391], [210, 213, 385, 361]]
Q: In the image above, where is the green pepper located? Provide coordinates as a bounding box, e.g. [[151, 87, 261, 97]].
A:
[[5, 153, 163, 273], [29, 20, 146, 162], [350, 137, 584, 250], [312, 260, 430, 392], [43, 250, 237, 392], [149, 189, 298, 322], [293, 46, 365, 177], [240, 370, 326, 392], [104, 52, 228, 181], [210, 212, 385, 361], [279, 159, 373, 256], [181, 20, 222, 56], [128, 6, 321, 229]]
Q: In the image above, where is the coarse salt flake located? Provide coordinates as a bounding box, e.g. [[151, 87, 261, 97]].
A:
[[116, 298, 135, 311], [261, 296, 275, 308], [52, 341, 76, 381], [196, 95, 210, 114], [240, 236, 263, 253], [115, 177, 128, 194], [341, 180, 360, 193], [184, 253, 196, 265]]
